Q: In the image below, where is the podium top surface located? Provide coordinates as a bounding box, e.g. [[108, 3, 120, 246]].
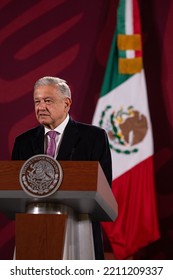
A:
[[0, 160, 118, 221]]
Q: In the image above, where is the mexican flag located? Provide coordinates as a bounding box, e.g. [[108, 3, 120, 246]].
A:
[[92, 0, 160, 259]]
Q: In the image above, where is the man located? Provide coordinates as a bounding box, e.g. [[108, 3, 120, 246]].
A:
[[12, 76, 112, 259]]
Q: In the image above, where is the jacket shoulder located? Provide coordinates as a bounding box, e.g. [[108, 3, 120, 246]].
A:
[[15, 126, 43, 140], [71, 119, 106, 134]]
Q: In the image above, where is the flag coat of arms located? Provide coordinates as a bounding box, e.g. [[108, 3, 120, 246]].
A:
[[92, 0, 160, 259]]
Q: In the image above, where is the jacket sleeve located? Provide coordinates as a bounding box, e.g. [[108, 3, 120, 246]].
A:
[[92, 128, 112, 187]]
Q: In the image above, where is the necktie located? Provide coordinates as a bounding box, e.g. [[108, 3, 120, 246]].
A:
[[46, 130, 57, 158]]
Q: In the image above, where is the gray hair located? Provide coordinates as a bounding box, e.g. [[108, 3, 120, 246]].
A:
[[34, 76, 71, 98]]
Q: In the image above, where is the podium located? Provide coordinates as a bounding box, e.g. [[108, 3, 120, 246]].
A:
[[0, 160, 118, 260]]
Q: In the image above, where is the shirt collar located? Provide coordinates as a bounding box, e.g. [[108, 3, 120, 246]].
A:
[[44, 114, 69, 135]]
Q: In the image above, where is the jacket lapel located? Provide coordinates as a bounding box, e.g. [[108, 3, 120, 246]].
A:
[[57, 118, 79, 160]]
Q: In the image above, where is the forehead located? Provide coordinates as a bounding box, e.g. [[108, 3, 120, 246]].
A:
[[34, 85, 60, 97]]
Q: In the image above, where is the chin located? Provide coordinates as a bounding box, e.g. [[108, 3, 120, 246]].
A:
[[38, 119, 49, 126]]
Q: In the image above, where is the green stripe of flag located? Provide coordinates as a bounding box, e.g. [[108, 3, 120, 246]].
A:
[[100, 32, 131, 98], [117, 0, 126, 59]]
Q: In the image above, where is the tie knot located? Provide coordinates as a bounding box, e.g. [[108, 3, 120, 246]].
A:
[[47, 130, 57, 139]]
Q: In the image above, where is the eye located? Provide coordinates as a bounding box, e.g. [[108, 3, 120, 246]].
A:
[[45, 99, 52, 104], [34, 100, 40, 105]]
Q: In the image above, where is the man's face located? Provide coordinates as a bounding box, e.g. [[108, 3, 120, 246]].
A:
[[34, 85, 71, 129]]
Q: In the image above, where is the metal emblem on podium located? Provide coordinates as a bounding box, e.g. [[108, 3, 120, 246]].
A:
[[19, 155, 63, 198]]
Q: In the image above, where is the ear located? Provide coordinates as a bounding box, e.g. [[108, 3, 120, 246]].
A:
[[64, 97, 72, 110]]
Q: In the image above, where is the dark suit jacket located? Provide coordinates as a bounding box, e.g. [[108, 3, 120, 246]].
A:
[[12, 117, 112, 259]]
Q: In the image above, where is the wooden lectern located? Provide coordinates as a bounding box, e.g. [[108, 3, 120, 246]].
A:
[[0, 160, 118, 260]]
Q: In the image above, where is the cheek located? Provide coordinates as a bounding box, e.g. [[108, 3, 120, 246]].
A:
[[52, 104, 66, 113], [35, 107, 40, 117], [34, 107, 38, 114]]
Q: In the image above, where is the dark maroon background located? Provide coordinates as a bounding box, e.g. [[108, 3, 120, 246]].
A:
[[0, 0, 173, 259]]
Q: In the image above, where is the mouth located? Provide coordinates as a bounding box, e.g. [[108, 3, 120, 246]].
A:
[[38, 114, 50, 117]]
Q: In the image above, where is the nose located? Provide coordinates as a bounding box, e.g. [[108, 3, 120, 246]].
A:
[[36, 100, 47, 110]]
